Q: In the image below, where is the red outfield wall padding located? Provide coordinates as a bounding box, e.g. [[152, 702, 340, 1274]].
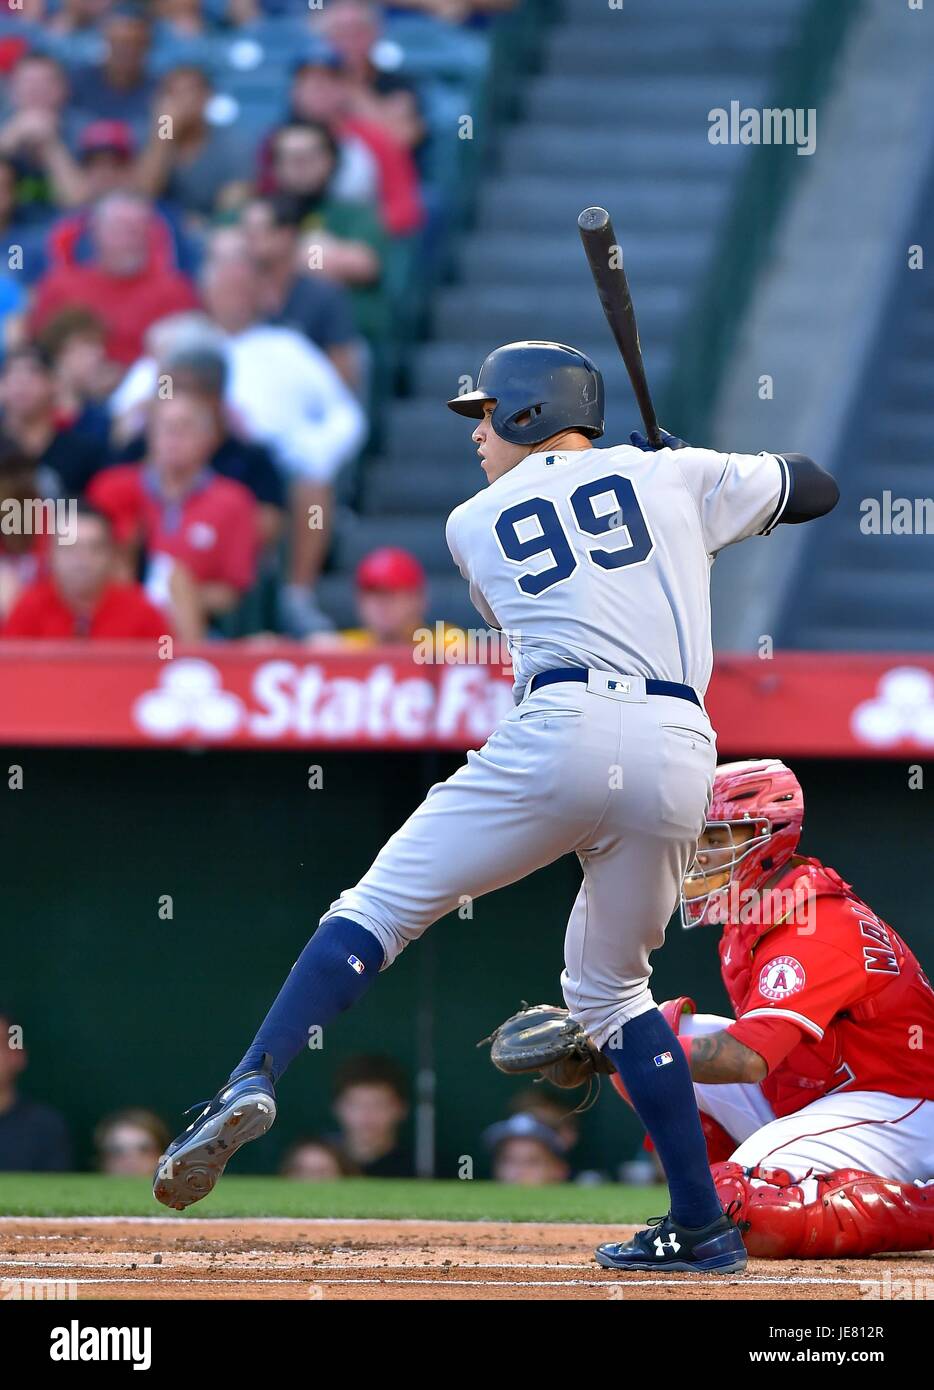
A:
[[0, 644, 932, 756]]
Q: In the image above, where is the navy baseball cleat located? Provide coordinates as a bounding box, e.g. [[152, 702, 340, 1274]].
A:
[[595, 1210, 747, 1274], [153, 1056, 277, 1211]]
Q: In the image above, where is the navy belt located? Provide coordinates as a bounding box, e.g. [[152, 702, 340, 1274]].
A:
[[528, 667, 700, 708]]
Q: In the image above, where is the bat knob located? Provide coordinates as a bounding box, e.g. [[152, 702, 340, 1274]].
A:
[[578, 206, 610, 232]]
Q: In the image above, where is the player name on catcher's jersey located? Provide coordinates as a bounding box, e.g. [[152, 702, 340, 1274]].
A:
[[445, 443, 790, 700]]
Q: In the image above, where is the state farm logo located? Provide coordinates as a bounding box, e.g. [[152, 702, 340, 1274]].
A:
[[134, 660, 244, 738], [131, 657, 513, 744], [758, 955, 806, 1001], [851, 666, 934, 748]]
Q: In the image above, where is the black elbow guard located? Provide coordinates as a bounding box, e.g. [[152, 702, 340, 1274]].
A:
[[778, 453, 839, 524]]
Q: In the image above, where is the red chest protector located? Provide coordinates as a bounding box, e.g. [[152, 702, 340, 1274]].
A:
[[718, 858, 848, 1011], [719, 859, 934, 1113]]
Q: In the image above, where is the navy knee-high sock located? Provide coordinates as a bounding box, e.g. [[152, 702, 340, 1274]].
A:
[[230, 916, 384, 1085], [603, 1008, 722, 1229]]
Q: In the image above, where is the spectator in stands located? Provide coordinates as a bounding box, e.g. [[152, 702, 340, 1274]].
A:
[[3, 502, 169, 639], [0, 153, 51, 290], [503, 1087, 608, 1183], [240, 192, 361, 389], [507, 1086, 580, 1160], [385, 0, 517, 22], [0, 1005, 73, 1172], [0, 343, 103, 497], [38, 126, 199, 279], [312, 0, 425, 154], [135, 65, 250, 225], [68, 3, 156, 143], [283, 51, 423, 237], [45, 1, 116, 39], [118, 343, 287, 550], [0, 156, 36, 352], [328, 1054, 414, 1178], [94, 1109, 170, 1177], [71, 118, 136, 204], [0, 52, 79, 219], [270, 121, 388, 341], [0, 436, 50, 622], [35, 307, 119, 447], [0, 275, 27, 359], [88, 390, 259, 639], [281, 1136, 358, 1180], [227, 0, 307, 20], [152, 0, 209, 41], [29, 191, 199, 366], [110, 230, 366, 635], [484, 1113, 570, 1186], [311, 546, 464, 654], [43, 118, 138, 212], [353, 546, 427, 643]]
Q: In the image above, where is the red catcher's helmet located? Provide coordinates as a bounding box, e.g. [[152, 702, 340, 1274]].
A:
[[680, 759, 804, 928]]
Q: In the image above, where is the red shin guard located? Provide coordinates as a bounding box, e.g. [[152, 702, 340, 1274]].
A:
[[712, 1161, 934, 1259]]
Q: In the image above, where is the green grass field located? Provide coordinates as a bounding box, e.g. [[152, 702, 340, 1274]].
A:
[[0, 1174, 667, 1223]]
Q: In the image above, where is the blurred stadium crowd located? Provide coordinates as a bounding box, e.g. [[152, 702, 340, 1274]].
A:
[[0, 1005, 651, 1185], [0, 0, 519, 643]]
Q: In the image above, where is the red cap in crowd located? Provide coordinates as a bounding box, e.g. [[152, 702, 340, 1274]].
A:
[[79, 120, 135, 160], [356, 547, 425, 593]]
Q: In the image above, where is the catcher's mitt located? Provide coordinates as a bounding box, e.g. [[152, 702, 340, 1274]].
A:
[[479, 1003, 614, 1090]]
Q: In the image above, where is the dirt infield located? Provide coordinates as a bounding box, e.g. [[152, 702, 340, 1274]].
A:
[[3, 1218, 933, 1300]]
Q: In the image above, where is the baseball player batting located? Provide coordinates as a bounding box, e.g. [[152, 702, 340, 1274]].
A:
[[489, 759, 934, 1259], [154, 340, 838, 1273]]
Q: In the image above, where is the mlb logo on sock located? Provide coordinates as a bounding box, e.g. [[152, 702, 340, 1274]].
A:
[[347, 955, 365, 974], [653, 1051, 673, 1067]]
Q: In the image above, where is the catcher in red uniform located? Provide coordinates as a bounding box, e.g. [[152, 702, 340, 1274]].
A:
[[485, 759, 934, 1259]]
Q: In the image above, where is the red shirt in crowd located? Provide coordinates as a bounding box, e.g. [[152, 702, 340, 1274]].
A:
[[723, 858, 934, 1116], [29, 262, 198, 366], [87, 464, 259, 592], [3, 577, 168, 639], [342, 115, 424, 236]]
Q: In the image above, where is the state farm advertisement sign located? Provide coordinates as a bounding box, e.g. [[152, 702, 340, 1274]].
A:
[[0, 644, 515, 749], [1, 644, 933, 756]]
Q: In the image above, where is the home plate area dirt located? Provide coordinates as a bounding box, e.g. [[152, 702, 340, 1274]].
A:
[[2, 1219, 933, 1301]]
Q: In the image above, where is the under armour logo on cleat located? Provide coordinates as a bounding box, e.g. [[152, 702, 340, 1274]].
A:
[[654, 1233, 682, 1257]]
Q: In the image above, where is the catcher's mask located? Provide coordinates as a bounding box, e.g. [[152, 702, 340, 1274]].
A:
[[680, 759, 804, 929], [446, 340, 605, 446]]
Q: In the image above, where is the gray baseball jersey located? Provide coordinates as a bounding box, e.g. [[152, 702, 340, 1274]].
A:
[[445, 443, 790, 699], [322, 439, 789, 1046]]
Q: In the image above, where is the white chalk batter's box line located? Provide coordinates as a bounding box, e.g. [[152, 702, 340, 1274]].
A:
[[6, 1259, 596, 1270], [3, 1263, 919, 1288], [1, 1275, 884, 1289], [0, 1216, 642, 1227]]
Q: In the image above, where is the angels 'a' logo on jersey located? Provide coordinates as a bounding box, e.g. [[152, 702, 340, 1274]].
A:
[[758, 955, 806, 1001]]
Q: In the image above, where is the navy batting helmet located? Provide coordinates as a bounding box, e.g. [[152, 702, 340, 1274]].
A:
[[446, 341, 604, 446]]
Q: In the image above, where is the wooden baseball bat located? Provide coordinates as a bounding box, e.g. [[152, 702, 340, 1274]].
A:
[[578, 206, 663, 447]]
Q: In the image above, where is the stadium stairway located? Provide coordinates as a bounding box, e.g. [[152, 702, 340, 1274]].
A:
[[777, 155, 934, 651], [707, 0, 934, 653], [320, 0, 811, 631]]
